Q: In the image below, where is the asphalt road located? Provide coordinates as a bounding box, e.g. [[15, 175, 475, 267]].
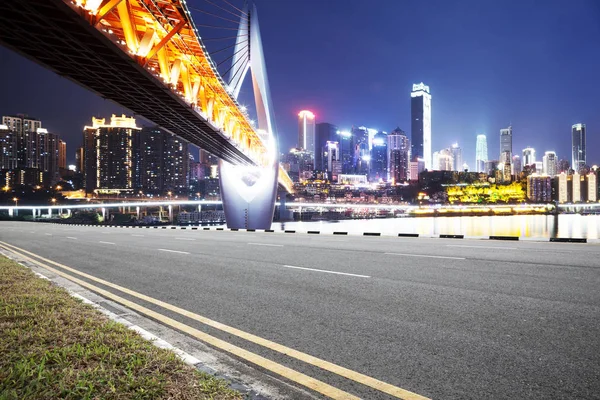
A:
[[2, 221, 599, 399]]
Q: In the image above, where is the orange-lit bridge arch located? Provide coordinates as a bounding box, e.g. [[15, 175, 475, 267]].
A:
[[0, 0, 293, 194]]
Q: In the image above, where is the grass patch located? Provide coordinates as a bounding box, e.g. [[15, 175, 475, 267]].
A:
[[0, 255, 242, 400]]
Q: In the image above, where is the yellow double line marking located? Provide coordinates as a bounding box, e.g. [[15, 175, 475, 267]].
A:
[[0, 241, 430, 400]]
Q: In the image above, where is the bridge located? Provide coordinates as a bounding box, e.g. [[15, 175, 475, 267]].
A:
[[0, 0, 293, 229]]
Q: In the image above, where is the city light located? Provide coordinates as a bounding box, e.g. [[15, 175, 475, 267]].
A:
[[298, 110, 315, 119]]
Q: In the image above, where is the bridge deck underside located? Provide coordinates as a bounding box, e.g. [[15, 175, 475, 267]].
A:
[[0, 0, 254, 166]]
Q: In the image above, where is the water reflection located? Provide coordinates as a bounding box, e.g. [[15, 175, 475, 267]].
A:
[[277, 214, 600, 239]]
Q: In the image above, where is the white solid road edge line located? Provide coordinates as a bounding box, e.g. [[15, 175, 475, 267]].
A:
[[282, 265, 371, 278], [158, 248, 190, 254], [446, 245, 516, 250], [385, 252, 466, 260]]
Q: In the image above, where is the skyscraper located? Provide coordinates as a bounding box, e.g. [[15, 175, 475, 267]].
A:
[[542, 151, 558, 177], [410, 83, 432, 169], [315, 122, 337, 171], [297, 110, 316, 155], [352, 126, 369, 175], [500, 126, 512, 161], [370, 131, 387, 181], [522, 147, 536, 167], [0, 123, 17, 170], [475, 134, 488, 173], [512, 155, 522, 176], [83, 115, 141, 194], [324, 141, 342, 181], [388, 128, 410, 183], [336, 130, 354, 174], [451, 143, 462, 171], [58, 139, 67, 171], [572, 123, 586, 172], [1, 114, 42, 169], [433, 148, 453, 171]]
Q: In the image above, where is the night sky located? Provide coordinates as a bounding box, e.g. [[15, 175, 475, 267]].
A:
[[1, 0, 599, 168]]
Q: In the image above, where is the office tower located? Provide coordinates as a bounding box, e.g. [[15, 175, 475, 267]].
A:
[[433, 148, 453, 171], [527, 174, 552, 202], [484, 160, 498, 175], [298, 110, 316, 155], [542, 151, 558, 177], [2, 114, 42, 168], [572, 172, 581, 202], [75, 147, 84, 173], [370, 131, 387, 181], [512, 155, 522, 176], [58, 139, 66, 170], [522, 147, 536, 166], [324, 141, 342, 181], [388, 128, 410, 183], [500, 126, 512, 161], [37, 128, 60, 184], [336, 130, 354, 174], [351, 126, 369, 175], [411, 83, 432, 169], [451, 143, 462, 171], [475, 134, 488, 173], [0, 123, 17, 170], [315, 122, 337, 171], [83, 114, 141, 193], [572, 123, 586, 172]]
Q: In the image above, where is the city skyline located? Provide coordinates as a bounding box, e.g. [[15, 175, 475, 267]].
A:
[[0, 0, 598, 168]]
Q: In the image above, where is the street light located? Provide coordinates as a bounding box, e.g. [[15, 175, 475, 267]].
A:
[[167, 191, 172, 200], [12, 197, 18, 207], [56, 185, 62, 191], [51, 198, 57, 204]]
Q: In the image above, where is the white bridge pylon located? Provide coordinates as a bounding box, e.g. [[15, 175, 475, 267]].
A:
[[219, 2, 279, 230]]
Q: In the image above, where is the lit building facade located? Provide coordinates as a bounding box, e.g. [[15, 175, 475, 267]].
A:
[[370, 131, 387, 181], [475, 134, 487, 173], [336, 130, 354, 174], [324, 141, 342, 181], [542, 151, 558, 177], [58, 139, 67, 170], [500, 126, 512, 161], [83, 114, 141, 194], [451, 143, 462, 171], [388, 128, 409, 183], [512, 155, 522, 176], [0, 123, 17, 170], [315, 122, 337, 171], [298, 110, 316, 155], [571, 123, 586, 172], [527, 174, 552, 202], [522, 147, 536, 167], [410, 83, 432, 169], [2, 114, 42, 168]]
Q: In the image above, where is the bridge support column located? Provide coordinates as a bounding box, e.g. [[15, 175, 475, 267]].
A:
[[47, 208, 52, 218], [136, 206, 140, 220], [219, 160, 278, 230], [101, 207, 106, 221], [8, 208, 13, 217], [168, 205, 173, 224]]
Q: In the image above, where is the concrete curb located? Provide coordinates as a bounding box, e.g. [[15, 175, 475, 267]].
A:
[[45, 222, 597, 244]]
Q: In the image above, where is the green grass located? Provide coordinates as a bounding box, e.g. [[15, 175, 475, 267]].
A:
[[0, 255, 242, 400]]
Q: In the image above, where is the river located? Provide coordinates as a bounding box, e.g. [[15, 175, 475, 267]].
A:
[[271, 214, 600, 239]]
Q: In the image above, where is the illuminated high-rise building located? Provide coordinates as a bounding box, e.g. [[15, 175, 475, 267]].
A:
[[298, 110, 315, 155], [352, 126, 370, 175], [0, 123, 17, 170], [410, 83, 432, 169], [58, 139, 67, 170], [75, 146, 84, 173], [370, 131, 388, 181], [83, 114, 141, 194], [2, 114, 42, 169], [572, 123, 586, 172], [512, 155, 522, 176], [315, 122, 337, 171], [336, 130, 354, 174], [523, 147, 536, 167], [388, 128, 410, 183], [37, 128, 60, 184], [475, 134, 488, 173], [542, 151, 558, 177], [500, 126, 512, 161], [451, 143, 463, 171], [323, 141, 342, 181]]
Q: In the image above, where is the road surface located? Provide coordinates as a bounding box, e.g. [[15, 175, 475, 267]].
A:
[[1, 221, 599, 399]]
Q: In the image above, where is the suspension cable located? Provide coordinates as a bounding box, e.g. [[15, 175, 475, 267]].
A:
[[202, 34, 248, 42], [215, 44, 248, 66], [221, 0, 249, 16], [188, 6, 246, 25], [221, 51, 248, 79], [210, 39, 248, 56], [203, 0, 248, 20]]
